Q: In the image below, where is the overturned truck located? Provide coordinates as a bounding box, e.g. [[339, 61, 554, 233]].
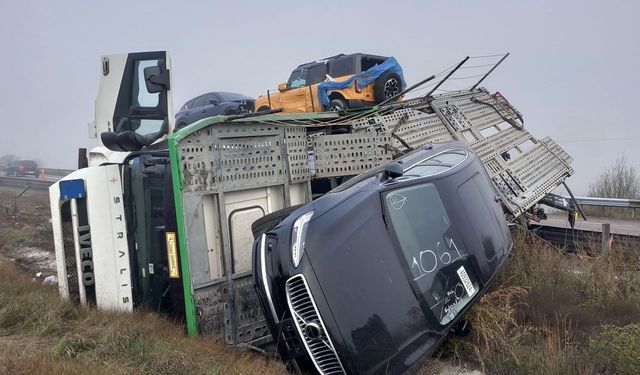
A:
[[49, 51, 575, 374]]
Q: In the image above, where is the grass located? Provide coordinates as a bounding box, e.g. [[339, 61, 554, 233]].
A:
[[0, 256, 288, 375], [437, 227, 640, 374], [0, 191, 288, 374]]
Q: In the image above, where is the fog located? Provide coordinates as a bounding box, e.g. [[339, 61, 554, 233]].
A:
[[1, 0, 638, 195]]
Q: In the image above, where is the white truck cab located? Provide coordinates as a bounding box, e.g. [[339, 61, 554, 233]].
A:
[[50, 51, 177, 312]]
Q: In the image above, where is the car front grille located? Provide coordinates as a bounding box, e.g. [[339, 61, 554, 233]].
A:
[[285, 274, 345, 375]]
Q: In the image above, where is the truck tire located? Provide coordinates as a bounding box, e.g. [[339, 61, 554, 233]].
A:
[[251, 204, 303, 239], [327, 99, 348, 112], [374, 71, 402, 102]]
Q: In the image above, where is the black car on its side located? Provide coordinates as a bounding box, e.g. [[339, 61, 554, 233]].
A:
[[175, 92, 255, 128], [5, 160, 38, 177], [253, 142, 513, 374]]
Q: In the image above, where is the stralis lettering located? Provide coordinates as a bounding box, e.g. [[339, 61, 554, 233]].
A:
[[77, 224, 95, 286]]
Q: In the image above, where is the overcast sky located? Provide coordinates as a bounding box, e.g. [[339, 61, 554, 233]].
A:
[[1, 0, 638, 195]]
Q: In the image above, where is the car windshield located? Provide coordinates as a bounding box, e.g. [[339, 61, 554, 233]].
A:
[[287, 68, 307, 89], [383, 182, 478, 326]]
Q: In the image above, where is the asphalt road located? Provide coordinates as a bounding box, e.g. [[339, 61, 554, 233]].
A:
[[541, 213, 640, 236]]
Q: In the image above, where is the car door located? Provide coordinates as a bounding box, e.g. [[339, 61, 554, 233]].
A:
[[281, 68, 309, 112], [205, 93, 223, 116], [187, 95, 207, 123], [305, 63, 328, 112]]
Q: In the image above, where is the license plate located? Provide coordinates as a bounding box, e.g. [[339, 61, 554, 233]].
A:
[[457, 266, 476, 297]]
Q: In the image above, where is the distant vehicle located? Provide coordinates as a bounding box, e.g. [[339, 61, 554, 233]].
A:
[[5, 160, 38, 177], [175, 92, 255, 128], [252, 143, 513, 374], [254, 53, 405, 113]]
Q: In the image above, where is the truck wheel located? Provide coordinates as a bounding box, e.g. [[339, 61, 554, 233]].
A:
[[327, 99, 348, 112], [374, 72, 402, 102], [257, 106, 271, 112], [252, 205, 303, 239]]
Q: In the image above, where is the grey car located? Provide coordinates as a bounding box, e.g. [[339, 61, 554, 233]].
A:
[[175, 92, 255, 128]]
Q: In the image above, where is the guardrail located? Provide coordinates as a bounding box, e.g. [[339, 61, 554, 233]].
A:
[[567, 196, 640, 220], [0, 167, 74, 177], [0, 176, 53, 191], [570, 196, 640, 209]]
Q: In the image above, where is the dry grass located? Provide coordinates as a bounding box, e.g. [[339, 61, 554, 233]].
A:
[[0, 256, 288, 375], [437, 227, 640, 374]]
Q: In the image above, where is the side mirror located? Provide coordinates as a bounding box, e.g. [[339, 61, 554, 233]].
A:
[[144, 65, 170, 94], [209, 99, 219, 105], [382, 162, 404, 180], [278, 83, 287, 92]]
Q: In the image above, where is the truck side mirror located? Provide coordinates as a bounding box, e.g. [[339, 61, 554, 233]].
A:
[[144, 65, 170, 93], [278, 83, 287, 92]]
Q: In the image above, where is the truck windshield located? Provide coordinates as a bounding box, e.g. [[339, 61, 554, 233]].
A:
[[383, 182, 479, 326]]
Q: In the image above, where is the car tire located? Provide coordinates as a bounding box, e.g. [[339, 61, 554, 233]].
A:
[[374, 71, 402, 102], [257, 106, 271, 112], [327, 99, 348, 112], [251, 205, 303, 239]]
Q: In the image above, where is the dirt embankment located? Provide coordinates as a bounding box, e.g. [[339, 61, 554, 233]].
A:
[[0, 189, 56, 278]]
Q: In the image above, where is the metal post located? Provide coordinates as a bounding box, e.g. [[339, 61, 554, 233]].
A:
[[424, 56, 470, 98], [563, 182, 588, 220], [267, 90, 272, 110], [308, 85, 315, 112], [601, 223, 611, 257], [470, 53, 510, 91]]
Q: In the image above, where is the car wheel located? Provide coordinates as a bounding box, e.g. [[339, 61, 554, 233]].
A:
[[374, 72, 402, 102], [327, 99, 348, 112], [251, 205, 303, 239], [257, 106, 271, 112]]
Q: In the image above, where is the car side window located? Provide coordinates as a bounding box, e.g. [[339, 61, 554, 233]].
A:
[[306, 64, 327, 86], [287, 68, 308, 89], [191, 95, 206, 108], [205, 93, 220, 105], [329, 56, 355, 77]]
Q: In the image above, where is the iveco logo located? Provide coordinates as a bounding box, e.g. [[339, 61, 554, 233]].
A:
[[77, 224, 95, 286], [304, 322, 322, 340]]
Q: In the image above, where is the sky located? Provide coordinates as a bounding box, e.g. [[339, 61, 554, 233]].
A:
[[0, 0, 638, 195]]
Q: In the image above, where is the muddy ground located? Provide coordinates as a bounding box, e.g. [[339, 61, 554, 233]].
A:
[[0, 187, 56, 279]]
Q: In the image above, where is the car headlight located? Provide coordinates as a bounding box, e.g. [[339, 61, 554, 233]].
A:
[[291, 211, 314, 268]]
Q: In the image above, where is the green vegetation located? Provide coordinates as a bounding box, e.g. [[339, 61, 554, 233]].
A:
[[437, 228, 640, 374]]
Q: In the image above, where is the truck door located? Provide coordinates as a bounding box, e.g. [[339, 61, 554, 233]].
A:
[[90, 51, 174, 164]]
